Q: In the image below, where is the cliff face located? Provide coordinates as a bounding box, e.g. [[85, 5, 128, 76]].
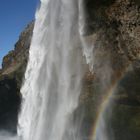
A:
[[0, 22, 34, 133], [0, 0, 139, 139], [78, 0, 140, 139], [1, 22, 34, 76]]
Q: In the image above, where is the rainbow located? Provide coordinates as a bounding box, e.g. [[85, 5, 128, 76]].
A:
[[90, 86, 116, 140], [89, 67, 129, 140]]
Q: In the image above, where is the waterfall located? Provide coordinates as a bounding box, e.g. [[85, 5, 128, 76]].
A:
[[18, 0, 87, 140]]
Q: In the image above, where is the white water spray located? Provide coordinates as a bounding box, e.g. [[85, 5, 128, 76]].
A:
[[18, 0, 89, 140]]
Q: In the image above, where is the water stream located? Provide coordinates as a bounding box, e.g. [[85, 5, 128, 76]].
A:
[[18, 0, 88, 140]]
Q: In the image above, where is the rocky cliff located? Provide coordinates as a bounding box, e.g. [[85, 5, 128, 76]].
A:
[[0, 22, 34, 133], [0, 0, 139, 139], [78, 0, 140, 139], [1, 22, 34, 78]]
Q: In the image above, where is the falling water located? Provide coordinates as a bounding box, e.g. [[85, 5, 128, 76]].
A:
[[18, 0, 87, 140]]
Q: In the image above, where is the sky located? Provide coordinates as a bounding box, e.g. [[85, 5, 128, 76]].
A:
[[0, 0, 40, 66]]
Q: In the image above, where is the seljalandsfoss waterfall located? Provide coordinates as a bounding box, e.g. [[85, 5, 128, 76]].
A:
[[18, 0, 87, 140], [0, 0, 139, 140], [15, 0, 140, 140]]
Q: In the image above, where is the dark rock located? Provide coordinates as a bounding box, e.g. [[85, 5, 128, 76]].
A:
[[0, 78, 21, 133], [77, 0, 140, 139], [0, 22, 34, 133]]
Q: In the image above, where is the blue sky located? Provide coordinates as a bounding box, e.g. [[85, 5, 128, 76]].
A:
[[0, 0, 39, 66]]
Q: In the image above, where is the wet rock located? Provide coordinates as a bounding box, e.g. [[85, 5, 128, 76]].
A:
[[77, 0, 140, 139]]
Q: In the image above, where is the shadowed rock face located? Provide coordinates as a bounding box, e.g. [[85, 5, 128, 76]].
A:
[[0, 78, 21, 133], [106, 61, 140, 140]]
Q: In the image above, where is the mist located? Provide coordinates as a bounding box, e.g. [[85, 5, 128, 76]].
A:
[[0, 131, 19, 140]]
